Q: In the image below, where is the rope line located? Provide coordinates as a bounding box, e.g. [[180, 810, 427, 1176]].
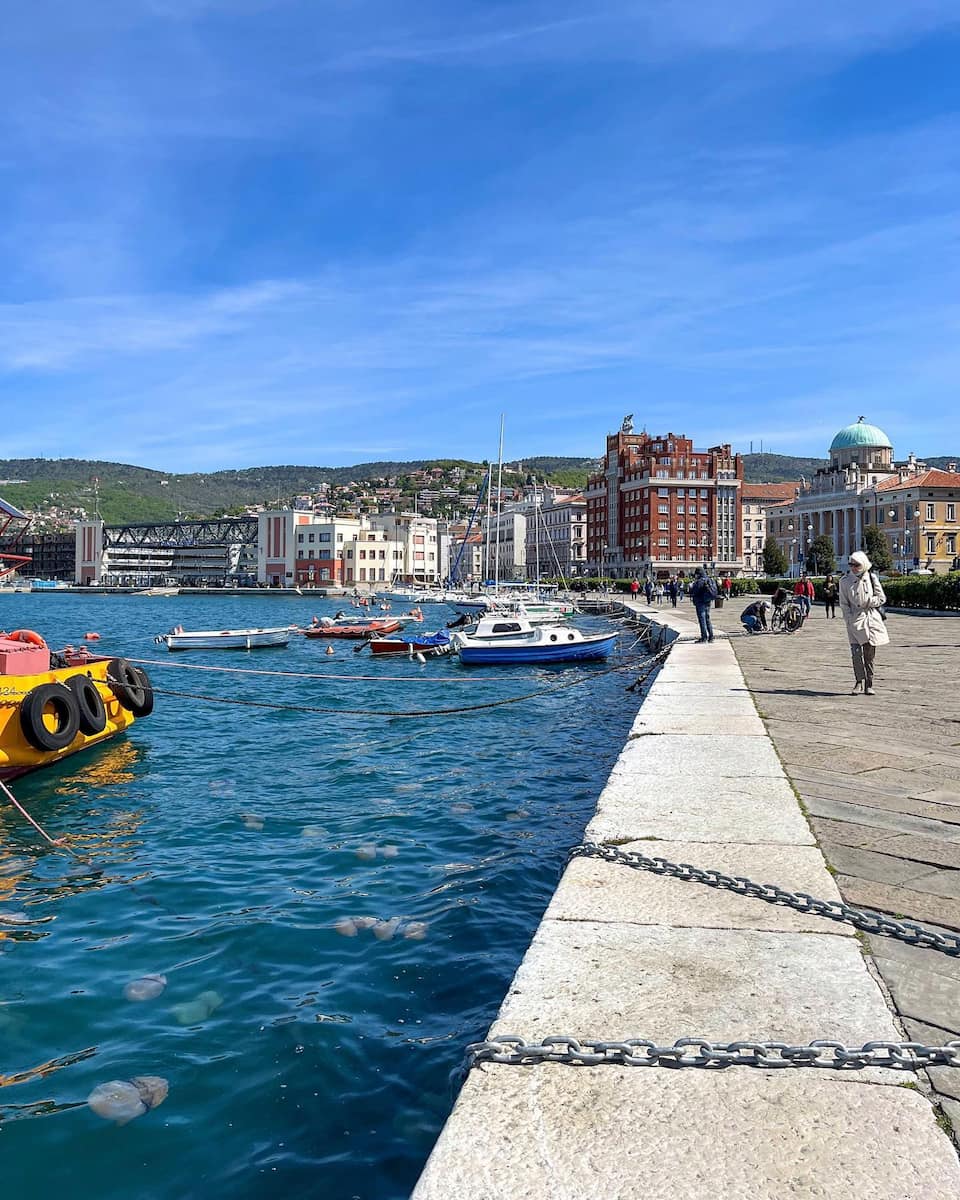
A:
[[0, 778, 85, 860], [148, 646, 671, 720], [128, 656, 485, 685]]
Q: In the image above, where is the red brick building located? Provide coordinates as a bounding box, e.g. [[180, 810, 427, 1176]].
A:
[[585, 418, 744, 579]]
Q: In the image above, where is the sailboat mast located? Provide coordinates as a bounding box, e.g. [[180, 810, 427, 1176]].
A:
[[483, 462, 493, 583], [494, 415, 504, 589]]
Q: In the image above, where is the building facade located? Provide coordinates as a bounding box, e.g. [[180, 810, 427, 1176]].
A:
[[585, 417, 744, 579], [523, 493, 586, 580], [767, 419, 960, 575], [740, 483, 800, 576]]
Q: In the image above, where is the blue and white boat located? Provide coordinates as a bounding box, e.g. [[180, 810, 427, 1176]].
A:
[[450, 615, 616, 665]]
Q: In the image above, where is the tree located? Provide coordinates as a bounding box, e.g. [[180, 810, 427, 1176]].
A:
[[862, 524, 893, 571], [805, 534, 836, 575], [762, 535, 788, 576]]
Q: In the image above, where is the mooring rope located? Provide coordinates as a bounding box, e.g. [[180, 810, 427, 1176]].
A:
[[0, 778, 85, 860], [148, 644, 672, 720]]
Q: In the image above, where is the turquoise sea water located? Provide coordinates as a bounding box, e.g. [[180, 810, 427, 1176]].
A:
[[0, 594, 645, 1200]]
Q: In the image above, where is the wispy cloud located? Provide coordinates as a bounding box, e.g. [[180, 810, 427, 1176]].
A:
[[2, 2, 960, 468]]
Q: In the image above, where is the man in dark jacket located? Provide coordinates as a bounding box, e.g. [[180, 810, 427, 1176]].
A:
[[689, 567, 718, 643]]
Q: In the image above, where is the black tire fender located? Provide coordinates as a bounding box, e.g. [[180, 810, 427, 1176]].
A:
[[65, 673, 107, 736], [129, 666, 154, 718], [106, 658, 147, 714], [20, 683, 81, 752]]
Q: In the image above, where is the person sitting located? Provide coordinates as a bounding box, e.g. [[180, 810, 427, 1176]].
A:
[[740, 599, 768, 633]]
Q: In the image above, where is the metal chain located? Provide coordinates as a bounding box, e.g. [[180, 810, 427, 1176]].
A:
[[464, 843, 960, 1073], [467, 1035, 960, 1070], [569, 842, 960, 955]]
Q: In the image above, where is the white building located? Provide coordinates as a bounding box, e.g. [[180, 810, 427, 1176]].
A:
[[480, 510, 526, 583], [523, 494, 587, 580]]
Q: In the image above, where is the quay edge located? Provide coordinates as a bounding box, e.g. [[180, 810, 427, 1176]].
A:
[[412, 599, 960, 1200]]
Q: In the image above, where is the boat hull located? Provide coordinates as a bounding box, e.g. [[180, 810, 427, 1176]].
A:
[[305, 621, 401, 640], [160, 628, 292, 651], [0, 658, 146, 781], [457, 633, 617, 665], [368, 636, 451, 657]]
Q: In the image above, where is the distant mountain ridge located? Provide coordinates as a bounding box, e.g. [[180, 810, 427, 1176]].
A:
[[1, 452, 955, 525]]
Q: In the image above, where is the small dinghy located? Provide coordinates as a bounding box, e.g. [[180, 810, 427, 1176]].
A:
[[155, 626, 293, 651]]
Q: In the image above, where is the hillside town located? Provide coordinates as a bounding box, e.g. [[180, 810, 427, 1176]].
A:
[[4, 417, 959, 588]]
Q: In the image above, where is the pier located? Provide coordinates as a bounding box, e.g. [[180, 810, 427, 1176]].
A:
[[413, 599, 960, 1198]]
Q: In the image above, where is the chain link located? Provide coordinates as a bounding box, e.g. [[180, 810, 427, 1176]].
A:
[[568, 842, 960, 955], [467, 1035, 960, 1070]]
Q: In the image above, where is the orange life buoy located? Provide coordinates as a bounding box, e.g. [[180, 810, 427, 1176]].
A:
[[5, 629, 47, 647]]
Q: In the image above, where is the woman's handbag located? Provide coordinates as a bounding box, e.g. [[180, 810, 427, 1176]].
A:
[[870, 572, 888, 621]]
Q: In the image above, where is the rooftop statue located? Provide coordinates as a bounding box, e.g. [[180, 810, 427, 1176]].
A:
[[621, 414, 634, 434]]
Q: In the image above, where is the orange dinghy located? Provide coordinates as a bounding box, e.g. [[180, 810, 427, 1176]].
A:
[[304, 619, 401, 640]]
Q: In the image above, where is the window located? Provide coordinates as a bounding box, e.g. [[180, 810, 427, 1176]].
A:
[[658, 505, 669, 514], [658, 488, 669, 497], [927, 534, 936, 555], [948, 504, 956, 522], [947, 534, 957, 555], [297, 533, 304, 543], [658, 521, 668, 531], [319, 532, 331, 542], [878, 510, 884, 524], [927, 503, 935, 521]]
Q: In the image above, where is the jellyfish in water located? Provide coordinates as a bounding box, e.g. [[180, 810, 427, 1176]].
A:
[[333, 917, 358, 937], [372, 917, 401, 941], [87, 1076, 168, 1124], [123, 974, 167, 1002], [380, 845, 399, 859], [171, 990, 223, 1025], [403, 921, 429, 940], [355, 844, 377, 861]]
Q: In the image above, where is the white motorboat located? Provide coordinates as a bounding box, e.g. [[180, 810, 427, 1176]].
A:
[[155, 626, 294, 651], [134, 586, 180, 596], [451, 615, 616, 665]]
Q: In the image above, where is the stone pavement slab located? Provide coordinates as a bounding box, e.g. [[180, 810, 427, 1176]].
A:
[[587, 774, 815, 845], [612, 733, 785, 777], [414, 1068, 960, 1200], [491, 920, 902, 1062]]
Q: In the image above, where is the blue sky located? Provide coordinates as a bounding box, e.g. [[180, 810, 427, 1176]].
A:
[[2, 1, 959, 471]]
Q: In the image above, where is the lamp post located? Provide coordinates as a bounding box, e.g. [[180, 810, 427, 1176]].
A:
[[805, 523, 815, 575], [790, 538, 797, 578]]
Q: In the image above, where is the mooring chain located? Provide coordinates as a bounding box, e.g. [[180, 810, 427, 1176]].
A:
[[569, 842, 960, 955], [467, 1035, 960, 1070], [466, 842, 960, 1073]]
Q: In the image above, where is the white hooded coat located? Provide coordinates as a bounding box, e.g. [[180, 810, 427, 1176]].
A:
[[839, 551, 889, 647]]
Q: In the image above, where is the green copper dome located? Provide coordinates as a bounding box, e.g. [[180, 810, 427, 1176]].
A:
[[829, 417, 891, 452]]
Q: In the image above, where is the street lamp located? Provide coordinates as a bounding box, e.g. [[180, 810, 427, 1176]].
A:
[[805, 523, 815, 575], [790, 538, 797, 577]]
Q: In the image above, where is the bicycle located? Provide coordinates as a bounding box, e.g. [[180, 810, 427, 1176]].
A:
[[770, 600, 805, 633]]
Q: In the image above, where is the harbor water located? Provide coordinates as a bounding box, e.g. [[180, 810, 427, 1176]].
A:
[[0, 594, 646, 1200]]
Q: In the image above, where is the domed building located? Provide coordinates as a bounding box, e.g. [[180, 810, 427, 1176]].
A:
[[828, 419, 893, 472], [767, 419, 960, 575]]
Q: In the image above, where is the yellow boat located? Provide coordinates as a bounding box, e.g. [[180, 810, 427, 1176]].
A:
[[0, 631, 153, 781]]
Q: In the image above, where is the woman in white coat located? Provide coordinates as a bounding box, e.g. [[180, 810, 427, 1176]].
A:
[[839, 550, 889, 695]]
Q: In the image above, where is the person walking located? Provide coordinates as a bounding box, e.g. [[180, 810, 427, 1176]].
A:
[[667, 577, 678, 608], [690, 566, 718, 643], [794, 574, 812, 620], [822, 574, 839, 618], [839, 550, 888, 695], [722, 576, 732, 597], [644, 578, 653, 604], [654, 581, 664, 605]]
